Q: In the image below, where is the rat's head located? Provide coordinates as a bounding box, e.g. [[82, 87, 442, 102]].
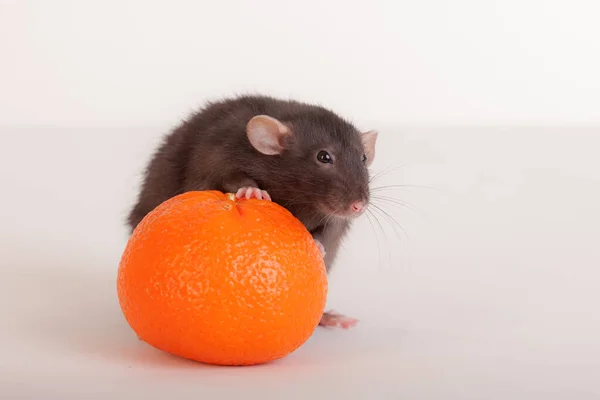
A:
[[246, 109, 378, 220]]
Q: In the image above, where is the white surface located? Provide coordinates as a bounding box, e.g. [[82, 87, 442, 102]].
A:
[[1, 125, 599, 399], [1, 0, 600, 126], [2, 1, 600, 397]]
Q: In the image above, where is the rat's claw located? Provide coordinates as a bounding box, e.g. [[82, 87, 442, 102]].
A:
[[314, 239, 326, 257], [319, 311, 358, 329], [261, 189, 272, 201], [236, 186, 271, 201]]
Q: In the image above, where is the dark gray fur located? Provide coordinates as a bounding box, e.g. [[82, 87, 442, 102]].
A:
[[127, 94, 372, 272]]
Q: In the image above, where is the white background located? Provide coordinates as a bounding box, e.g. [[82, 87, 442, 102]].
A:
[[1, 1, 599, 399], [2, 0, 600, 127]]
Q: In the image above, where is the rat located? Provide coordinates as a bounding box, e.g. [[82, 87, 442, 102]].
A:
[[126, 94, 378, 329]]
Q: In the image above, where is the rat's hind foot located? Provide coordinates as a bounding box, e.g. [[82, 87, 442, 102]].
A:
[[319, 311, 358, 329], [235, 186, 271, 201]]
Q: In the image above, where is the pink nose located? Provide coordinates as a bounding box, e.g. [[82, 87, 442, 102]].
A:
[[351, 201, 366, 214]]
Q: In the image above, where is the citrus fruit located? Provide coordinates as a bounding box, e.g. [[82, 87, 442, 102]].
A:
[[116, 190, 328, 366]]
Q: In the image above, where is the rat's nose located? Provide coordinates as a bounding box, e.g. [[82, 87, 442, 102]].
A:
[[351, 200, 367, 214]]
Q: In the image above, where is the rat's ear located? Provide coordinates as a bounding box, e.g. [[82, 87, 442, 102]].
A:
[[360, 130, 378, 166], [246, 115, 291, 155]]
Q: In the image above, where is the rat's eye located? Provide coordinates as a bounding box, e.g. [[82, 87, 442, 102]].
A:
[[317, 150, 333, 164], [362, 154, 367, 163]]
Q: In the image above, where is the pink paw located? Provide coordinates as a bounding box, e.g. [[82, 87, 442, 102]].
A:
[[319, 311, 358, 329], [235, 186, 271, 201], [314, 239, 326, 257]]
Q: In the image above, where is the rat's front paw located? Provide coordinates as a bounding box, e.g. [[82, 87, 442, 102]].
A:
[[314, 239, 326, 257], [319, 311, 358, 329], [235, 186, 271, 201]]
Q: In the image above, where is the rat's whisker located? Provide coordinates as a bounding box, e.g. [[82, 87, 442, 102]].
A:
[[371, 195, 430, 220], [322, 205, 342, 228], [371, 184, 441, 192], [368, 163, 410, 183], [266, 187, 324, 196], [283, 196, 319, 208], [369, 203, 409, 243], [366, 208, 393, 269], [364, 209, 386, 270]]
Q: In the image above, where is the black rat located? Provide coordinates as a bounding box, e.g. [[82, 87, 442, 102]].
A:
[[127, 94, 378, 329]]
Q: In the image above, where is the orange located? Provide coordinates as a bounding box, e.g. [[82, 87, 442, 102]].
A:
[[116, 190, 328, 366]]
